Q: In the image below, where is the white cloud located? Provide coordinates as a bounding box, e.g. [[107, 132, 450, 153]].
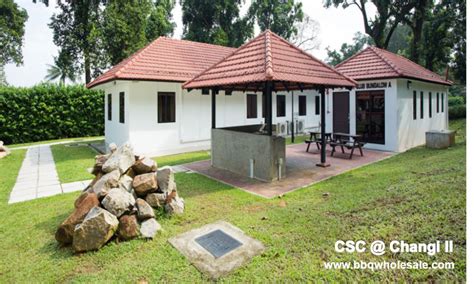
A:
[[6, 0, 374, 87]]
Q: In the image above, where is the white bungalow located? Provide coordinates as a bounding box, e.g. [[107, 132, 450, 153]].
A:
[[87, 38, 451, 156]]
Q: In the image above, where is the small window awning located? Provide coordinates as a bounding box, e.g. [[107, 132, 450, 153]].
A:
[[182, 30, 357, 92]]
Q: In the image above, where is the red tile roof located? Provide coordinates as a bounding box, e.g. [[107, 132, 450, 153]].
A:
[[336, 46, 452, 86], [86, 37, 236, 88], [183, 30, 357, 91]]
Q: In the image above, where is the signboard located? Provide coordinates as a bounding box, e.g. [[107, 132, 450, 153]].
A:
[[356, 81, 392, 90]]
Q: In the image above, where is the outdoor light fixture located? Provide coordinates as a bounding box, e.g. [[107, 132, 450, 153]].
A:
[[407, 80, 412, 89]]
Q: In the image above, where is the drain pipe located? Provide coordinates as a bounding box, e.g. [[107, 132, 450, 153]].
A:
[[278, 158, 283, 180], [249, 159, 255, 178]]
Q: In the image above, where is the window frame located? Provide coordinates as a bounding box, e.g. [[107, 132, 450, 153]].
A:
[[441, 93, 445, 112], [315, 95, 321, 115], [429, 92, 432, 118], [107, 93, 112, 121], [119, 92, 125, 124], [413, 91, 417, 120], [436, 92, 440, 113], [276, 95, 286, 117], [157, 92, 176, 123], [298, 95, 307, 116], [247, 94, 258, 119], [420, 91, 424, 119]]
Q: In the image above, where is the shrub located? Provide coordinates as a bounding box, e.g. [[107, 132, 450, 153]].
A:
[[0, 84, 104, 145], [449, 105, 466, 120], [448, 95, 465, 107]]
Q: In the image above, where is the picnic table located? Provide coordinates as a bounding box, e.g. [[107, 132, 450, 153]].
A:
[[305, 132, 332, 152], [330, 132, 365, 159]]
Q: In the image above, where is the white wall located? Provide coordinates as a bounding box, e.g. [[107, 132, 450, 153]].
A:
[[98, 80, 323, 157], [396, 78, 449, 152], [95, 81, 131, 148]]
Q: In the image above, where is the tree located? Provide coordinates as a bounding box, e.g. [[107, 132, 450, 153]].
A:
[[145, 0, 176, 42], [325, 32, 373, 65], [401, 0, 433, 63], [448, 0, 466, 84], [323, 0, 415, 49], [44, 51, 78, 84], [180, 0, 253, 47], [290, 14, 320, 51], [248, 0, 303, 40], [0, 65, 8, 86], [102, 0, 153, 65], [48, 0, 108, 84], [386, 24, 410, 55], [0, 0, 28, 66]]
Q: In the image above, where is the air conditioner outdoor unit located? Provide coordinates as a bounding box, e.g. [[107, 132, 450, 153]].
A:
[[297, 120, 305, 134], [276, 123, 287, 136]]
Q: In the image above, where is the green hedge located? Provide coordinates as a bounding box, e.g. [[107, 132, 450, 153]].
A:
[[0, 84, 104, 145], [449, 105, 466, 120]]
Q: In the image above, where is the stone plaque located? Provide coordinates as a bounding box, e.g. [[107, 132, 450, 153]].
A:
[[195, 229, 243, 258]]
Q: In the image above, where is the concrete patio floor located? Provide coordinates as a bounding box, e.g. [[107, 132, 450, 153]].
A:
[[184, 143, 395, 198]]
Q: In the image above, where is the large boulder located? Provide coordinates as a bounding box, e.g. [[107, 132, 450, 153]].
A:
[[117, 214, 140, 240], [145, 193, 167, 208], [55, 192, 99, 244], [133, 157, 157, 174], [101, 188, 135, 217], [72, 207, 119, 252], [92, 169, 120, 198], [136, 198, 155, 220], [165, 196, 185, 215], [156, 168, 176, 193], [91, 155, 109, 175], [133, 173, 158, 197], [140, 218, 161, 239], [0, 141, 10, 159], [102, 144, 135, 174], [118, 175, 133, 193]]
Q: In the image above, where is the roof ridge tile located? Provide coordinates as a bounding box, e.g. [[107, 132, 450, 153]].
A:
[[368, 46, 403, 76], [264, 30, 274, 79]]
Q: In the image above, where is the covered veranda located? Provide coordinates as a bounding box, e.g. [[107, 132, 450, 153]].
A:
[[183, 30, 385, 191]]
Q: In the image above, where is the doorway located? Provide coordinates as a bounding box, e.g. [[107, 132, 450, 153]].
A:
[[332, 92, 350, 133], [356, 90, 385, 144]]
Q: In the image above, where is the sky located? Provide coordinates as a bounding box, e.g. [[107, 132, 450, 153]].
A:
[[5, 0, 375, 87]]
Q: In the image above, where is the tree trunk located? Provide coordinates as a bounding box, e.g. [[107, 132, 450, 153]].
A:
[[84, 52, 91, 84]]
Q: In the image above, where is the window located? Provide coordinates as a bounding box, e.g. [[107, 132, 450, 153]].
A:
[[225, 90, 232, 96], [247, 94, 257, 118], [315, 95, 321, 115], [436, 92, 440, 113], [107, 94, 112, 121], [420, 91, 424, 119], [413, 91, 417, 120], [202, 88, 210, 95], [298, 95, 306, 116], [157, 92, 176, 123], [441, 93, 445, 112], [429, 92, 432, 118], [276, 95, 286, 117], [119, 92, 125, 123]]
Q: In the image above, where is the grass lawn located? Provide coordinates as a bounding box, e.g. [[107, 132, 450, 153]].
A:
[[8, 136, 104, 149], [0, 120, 465, 282], [51, 143, 101, 183]]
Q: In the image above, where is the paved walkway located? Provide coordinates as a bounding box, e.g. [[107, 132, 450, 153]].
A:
[[184, 143, 394, 198], [8, 145, 190, 204]]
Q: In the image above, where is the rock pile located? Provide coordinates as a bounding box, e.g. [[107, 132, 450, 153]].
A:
[[55, 143, 185, 253], [0, 141, 10, 159]]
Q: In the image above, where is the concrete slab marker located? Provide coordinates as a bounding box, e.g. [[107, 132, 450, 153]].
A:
[[169, 221, 265, 280]]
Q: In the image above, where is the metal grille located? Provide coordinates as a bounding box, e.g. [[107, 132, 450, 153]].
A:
[[195, 229, 243, 259]]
